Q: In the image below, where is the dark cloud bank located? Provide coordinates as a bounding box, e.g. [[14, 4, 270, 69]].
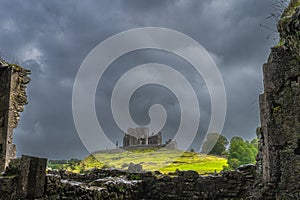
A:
[[0, 0, 276, 159]]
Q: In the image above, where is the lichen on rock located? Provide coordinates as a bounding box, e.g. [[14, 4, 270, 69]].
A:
[[277, 0, 300, 54]]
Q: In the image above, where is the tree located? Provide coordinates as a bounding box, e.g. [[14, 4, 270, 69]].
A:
[[227, 137, 258, 169], [202, 133, 229, 156]]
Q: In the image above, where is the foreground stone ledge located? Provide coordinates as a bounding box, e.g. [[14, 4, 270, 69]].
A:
[[40, 165, 256, 200]]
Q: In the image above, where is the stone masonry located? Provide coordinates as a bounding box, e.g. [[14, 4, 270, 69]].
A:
[[123, 127, 162, 148], [254, 1, 300, 199], [16, 155, 47, 199], [0, 60, 31, 172]]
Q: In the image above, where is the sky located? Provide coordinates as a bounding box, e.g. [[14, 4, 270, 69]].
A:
[[0, 0, 280, 159]]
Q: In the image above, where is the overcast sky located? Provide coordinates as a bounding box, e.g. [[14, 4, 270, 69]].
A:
[[0, 0, 279, 159]]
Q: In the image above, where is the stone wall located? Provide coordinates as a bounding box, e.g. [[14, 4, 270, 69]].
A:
[[16, 155, 47, 199], [0, 163, 256, 200], [143, 165, 256, 200], [40, 165, 256, 200], [0, 155, 47, 200], [123, 127, 162, 147], [253, 2, 300, 199], [0, 176, 17, 200], [0, 61, 30, 172], [148, 132, 162, 145]]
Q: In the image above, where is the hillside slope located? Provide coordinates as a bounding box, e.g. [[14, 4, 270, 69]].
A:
[[68, 148, 228, 174]]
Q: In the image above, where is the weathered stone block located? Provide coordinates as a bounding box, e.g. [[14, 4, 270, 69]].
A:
[[16, 155, 47, 199]]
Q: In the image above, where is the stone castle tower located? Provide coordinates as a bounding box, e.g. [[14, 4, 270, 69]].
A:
[[0, 60, 30, 172], [123, 127, 162, 148]]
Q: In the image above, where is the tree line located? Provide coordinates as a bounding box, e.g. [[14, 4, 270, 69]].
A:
[[201, 133, 258, 169]]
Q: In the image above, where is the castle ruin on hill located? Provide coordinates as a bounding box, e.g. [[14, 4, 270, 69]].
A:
[[123, 127, 162, 147], [123, 127, 178, 150], [0, 1, 299, 199]]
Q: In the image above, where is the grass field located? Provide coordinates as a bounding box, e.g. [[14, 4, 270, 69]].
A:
[[65, 148, 228, 174]]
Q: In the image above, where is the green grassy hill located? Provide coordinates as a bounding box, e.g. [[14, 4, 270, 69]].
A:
[[66, 148, 228, 174]]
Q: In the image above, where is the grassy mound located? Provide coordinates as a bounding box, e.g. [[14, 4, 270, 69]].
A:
[[67, 148, 228, 174]]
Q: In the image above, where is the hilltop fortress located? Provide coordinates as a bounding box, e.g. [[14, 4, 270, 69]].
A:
[[123, 127, 162, 147], [123, 127, 177, 150]]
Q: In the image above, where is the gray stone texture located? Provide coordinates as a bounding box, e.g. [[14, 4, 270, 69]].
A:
[[123, 127, 162, 147], [253, 2, 300, 199], [0, 61, 30, 172], [40, 166, 255, 200], [16, 155, 47, 199]]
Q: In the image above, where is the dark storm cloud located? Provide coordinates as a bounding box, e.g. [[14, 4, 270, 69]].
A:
[[120, 0, 173, 11], [95, 49, 211, 150], [0, 0, 277, 159]]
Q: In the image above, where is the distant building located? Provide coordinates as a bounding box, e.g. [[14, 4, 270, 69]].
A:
[[123, 127, 162, 148]]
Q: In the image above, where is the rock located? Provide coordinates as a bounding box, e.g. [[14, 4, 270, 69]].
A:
[[16, 155, 47, 199], [252, 1, 300, 198], [3, 158, 21, 176], [237, 164, 256, 172], [127, 163, 142, 173], [176, 170, 199, 179]]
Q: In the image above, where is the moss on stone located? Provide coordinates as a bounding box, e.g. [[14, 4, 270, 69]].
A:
[[273, 106, 281, 112], [276, 0, 300, 52], [281, 0, 300, 22]]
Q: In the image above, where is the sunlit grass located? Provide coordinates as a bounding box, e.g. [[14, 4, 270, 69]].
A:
[[66, 148, 228, 174]]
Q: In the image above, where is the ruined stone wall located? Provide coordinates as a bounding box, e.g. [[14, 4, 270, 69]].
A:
[[0, 155, 47, 200], [148, 132, 162, 145], [124, 128, 163, 147], [127, 127, 149, 139], [254, 2, 300, 199], [123, 134, 138, 147], [0, 61, 30, 172], [40, 165, 256, 200]]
